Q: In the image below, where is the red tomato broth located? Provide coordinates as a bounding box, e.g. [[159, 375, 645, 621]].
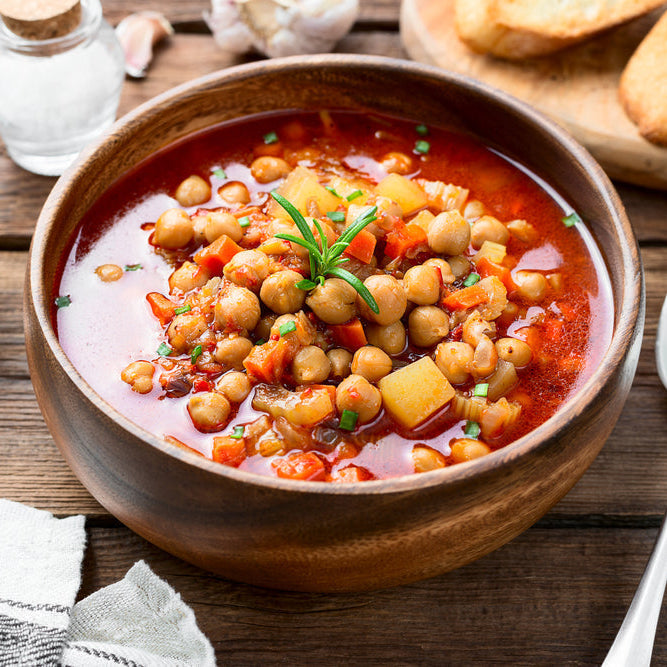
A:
[[55, 110, 613, 481]]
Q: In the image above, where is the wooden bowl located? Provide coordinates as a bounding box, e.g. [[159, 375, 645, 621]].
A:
[[24, 55, 644, 592]]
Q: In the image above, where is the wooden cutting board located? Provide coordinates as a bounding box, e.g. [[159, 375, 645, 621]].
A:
[[400, 0, 667, 190]]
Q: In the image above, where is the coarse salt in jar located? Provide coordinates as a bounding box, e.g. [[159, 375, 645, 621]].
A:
[[0, 0, 124, 176]]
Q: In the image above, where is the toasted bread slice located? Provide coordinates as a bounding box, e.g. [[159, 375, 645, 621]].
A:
[[619, 9, 667, 145], [495, 0, 667, 40]]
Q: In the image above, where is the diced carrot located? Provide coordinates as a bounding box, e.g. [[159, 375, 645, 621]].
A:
[[212, 436, 246, 467], [442, 284, 488, 311], [329, 318, 367, 350], [193, 234, 242, 275], [384, 223, 427, 259], [343, 228, 377, 264], [146, 292, 176, 326], [243, 338, 293, 384], [272, 451, 326, 481], [476, 257, 515, 292]]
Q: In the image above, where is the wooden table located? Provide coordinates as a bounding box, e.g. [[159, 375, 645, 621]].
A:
[[2, 2, 666, 663]]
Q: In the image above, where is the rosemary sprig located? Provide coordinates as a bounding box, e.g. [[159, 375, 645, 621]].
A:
[[272, 191, 379, 314]]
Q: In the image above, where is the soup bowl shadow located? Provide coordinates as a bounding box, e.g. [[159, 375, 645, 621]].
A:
[[25, 55, 644, 592]]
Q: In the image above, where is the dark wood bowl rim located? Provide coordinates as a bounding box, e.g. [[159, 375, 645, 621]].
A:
[[29, 54, 642, 496]]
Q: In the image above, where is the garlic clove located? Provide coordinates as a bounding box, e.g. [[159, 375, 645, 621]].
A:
[[115, 11, 174, 79]]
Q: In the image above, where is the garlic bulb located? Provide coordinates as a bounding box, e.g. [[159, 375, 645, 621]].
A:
[[205, 0, 359, 58], [115, 11, 174, 79]]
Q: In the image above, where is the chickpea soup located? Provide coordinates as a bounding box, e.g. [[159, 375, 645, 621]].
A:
[[55, 110, 613, 482]]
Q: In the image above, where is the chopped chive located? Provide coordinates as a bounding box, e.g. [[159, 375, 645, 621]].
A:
[[416, 123, 429, 136], [238, 216, 250, 228], [55, 295, 71, 308], [190, 344, 203, 364], [464, 420, 481, 439], [157, 342, 172, 357], [124, 263, 142, 271], [326, 186, 341, 197], [255, 338, 266, 346], [346, 189, 363, 202], [463, 272, 481, 287], [279, 320, 297, 337], [473, 383, 489, 398], [263, 131, 278, 144], [296, 278, 318, 291], [414, 140, 430, 154], [174, 304, 191, 315], [212, 167, 226, 179], [326, 211, 346, 223], [562, 212, 581, 228], [339, 409, 358, 431], [230, 425, 245, 439]]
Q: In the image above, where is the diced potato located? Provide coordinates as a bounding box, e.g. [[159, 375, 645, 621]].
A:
[[473, 240, 507, 265], [417, 179, 469, 212], [409, 209, 435, 233], [378, 357, 455, 428], [269, 166, 340, 220], [328, 176, 371, 206], [375, 173, 428, 216]]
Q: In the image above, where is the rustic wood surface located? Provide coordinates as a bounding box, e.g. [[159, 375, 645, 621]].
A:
[[1, 0, 666, 663]]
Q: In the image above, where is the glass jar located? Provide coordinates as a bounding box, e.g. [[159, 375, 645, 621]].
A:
[[0, 0, 125, 176]]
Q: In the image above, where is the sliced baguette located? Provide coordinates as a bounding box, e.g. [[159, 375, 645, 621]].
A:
[[619, 9, 667, 145]]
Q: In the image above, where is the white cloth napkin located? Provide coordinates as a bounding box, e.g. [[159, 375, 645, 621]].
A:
[[0, 499, 215, 667]]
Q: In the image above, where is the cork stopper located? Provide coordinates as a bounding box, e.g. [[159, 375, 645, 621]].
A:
[[0, 0, 82, 40]]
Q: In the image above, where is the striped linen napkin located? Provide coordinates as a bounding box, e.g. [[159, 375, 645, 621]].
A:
[[0, 499, 215, 667]]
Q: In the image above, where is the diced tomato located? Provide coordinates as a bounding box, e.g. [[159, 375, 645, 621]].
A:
[[212, 436, 246, 467], [442, 284, 488, 311], [243, 338, 293, 384], [476, 257, 515, 292], [343, 228, 377, 264], [193, 234, 242, 275], [193, 378, 214, 393], [384, 223, 427, 259], [329, 318, 367, 350], [273, 452, 326, 481], [146, 292, 176, 326]]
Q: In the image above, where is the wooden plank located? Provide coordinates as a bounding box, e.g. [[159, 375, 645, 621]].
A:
[[78, 524, 666, 664]]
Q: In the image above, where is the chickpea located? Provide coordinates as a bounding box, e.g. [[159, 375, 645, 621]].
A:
[[412, 445, 446, 473], [365, 321, 406, 356], [470, 215, 510, 249], [351, 346, 393, 382], [513, 270, 548, 302], [188, 391, 231, 432], [292, 346, 331, 384], [327, 348, 352, 379], [402, 264, 441, 306], [408, 306, 449, 348], [306, 278, 357, 324], [96, 264, 123, 282], [435, 341, 474, 384], [250, 156, 291, 183], [214, 335, 254, 370], [216, 371, 251, 403], [223, 250, 270, 293], [380, 151, 413, 175], [424, 257, 455, 284], [462, 313, 495, 347], [463, 199, 486, 221], [450, 438, 491, 463], [427, 210, 471, 256], [471, 334, 498, 379], [270, 312, 316, 347], [121, 361, 154, 394], [260, 270, 306, 314], [335, 374, 382, 424], [507, 218, 537, 243], [204, 211, 243, 243], [154, 208, 193, 249], [166, 312, 208, 353], [447, 255, 470, 279], [168, 261, 209, 294], [254, 314, 277, 341], [218, 181, 250, 205], [496, 337, 532, 367], [358, 274, 407, 326], [215, 284, 261, 332], [175, 175, 211, 207]]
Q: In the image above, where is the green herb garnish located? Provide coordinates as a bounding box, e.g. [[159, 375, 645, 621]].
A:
[[279, 320, 297, 337], [415, 140, 430, 154], [263, 131, 278, 144], [326, 186, 341, 198], [212, 167, 226, 179], [339, 409, 358, 431], [326, 211, 345, 223], [190, 344, 203, 364], [55, 295, 71, 308], [463, 272, 481, 287], [174, 304, 191, 315], [230, 425, 245, 439], [562, 212, 581, 228], [464, 420, 481, 439], [416, 124, 429, 136], [255, 338, 266, 346], [157, 342, 172, 357], [239, 216, 250, 228], [473, 383, 489, 398], [271, 191, 380, 314], [124, 263, 142, 272], [346, 189, 363, 202]]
